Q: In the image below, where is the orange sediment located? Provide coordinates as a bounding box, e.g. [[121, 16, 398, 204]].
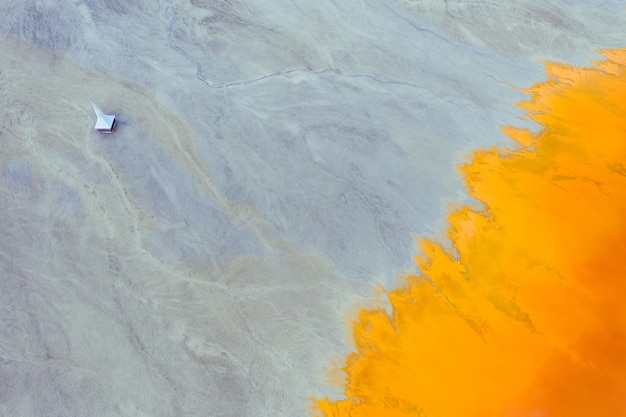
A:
[[313, 48, 626, 417]]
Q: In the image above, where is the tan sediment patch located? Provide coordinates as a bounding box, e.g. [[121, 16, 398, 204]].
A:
[[0, 34, 280, 251], [1, 34, 370, 414]]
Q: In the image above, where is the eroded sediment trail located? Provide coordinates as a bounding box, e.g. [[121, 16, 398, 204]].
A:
[[0, 35, 368, 417]]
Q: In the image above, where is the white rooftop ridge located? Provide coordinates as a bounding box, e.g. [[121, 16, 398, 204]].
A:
[[89, 99, 116, 133]]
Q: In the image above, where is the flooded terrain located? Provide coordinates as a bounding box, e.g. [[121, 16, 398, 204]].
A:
[[1, 1, 625, 416]]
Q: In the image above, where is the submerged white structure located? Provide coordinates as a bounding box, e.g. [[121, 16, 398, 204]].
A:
[[89, 100, 116, 133]]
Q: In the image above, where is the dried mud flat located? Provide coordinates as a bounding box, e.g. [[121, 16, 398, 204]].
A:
[[0, 35, 372, 417], [1, 1, 626, 416]]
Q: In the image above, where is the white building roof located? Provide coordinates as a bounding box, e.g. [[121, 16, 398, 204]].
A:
[[89, 100, 116, 133]]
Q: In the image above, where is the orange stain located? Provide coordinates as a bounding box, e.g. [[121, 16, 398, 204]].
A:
[[313, 48, 626, 417]]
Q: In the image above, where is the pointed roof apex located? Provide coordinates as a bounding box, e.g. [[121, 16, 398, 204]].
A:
[[89, 99, 116, 133]]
